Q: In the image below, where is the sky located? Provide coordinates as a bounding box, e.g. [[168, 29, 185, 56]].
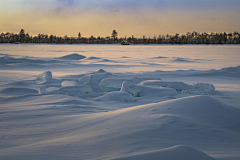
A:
[[0, 0, 240, 38]]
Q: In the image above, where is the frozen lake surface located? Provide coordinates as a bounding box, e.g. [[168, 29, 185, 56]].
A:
[[0, 44, 240, 160]]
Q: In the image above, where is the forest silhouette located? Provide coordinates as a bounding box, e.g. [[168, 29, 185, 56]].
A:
[[1, 29, 239, 44]]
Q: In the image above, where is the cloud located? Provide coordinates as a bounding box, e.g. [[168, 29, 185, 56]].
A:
[[19, 0, 240, 18], [54, 0, 75, 15], [56, 0, 74, 9]]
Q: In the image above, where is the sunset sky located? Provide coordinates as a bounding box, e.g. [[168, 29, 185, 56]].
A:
[[0, 0, 240, 38]]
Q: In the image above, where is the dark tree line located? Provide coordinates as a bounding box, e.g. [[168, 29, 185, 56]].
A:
[[1, 29, 239, 44]]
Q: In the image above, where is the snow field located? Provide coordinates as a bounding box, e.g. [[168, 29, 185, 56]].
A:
[[0, 45, 240, 160]]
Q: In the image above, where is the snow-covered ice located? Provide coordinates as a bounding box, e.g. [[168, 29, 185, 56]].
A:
[[61, 80, 78, 87], [121, 81, 177, 97], [95, 91, 134, 102], [59, 85, 92, 94], [35, 71, 52, 82], [100, 78, 128, 92], [38, 87, 47, 94], [140, 80, 190, 91], [79, 69, 112, 92], [100, 77, 162, 92], [0, 44, 240, 160]]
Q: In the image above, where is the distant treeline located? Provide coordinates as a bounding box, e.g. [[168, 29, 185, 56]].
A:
[[1, 29, 240, 44]]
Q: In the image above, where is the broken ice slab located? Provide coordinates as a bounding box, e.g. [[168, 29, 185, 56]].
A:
[[99, 77, 162, 93], [130, 76, 162, 84], [79, 69, 112, 83], [38, 87, 47, 94], [191, 83, 215, 92], [181, 83, 216, 95], [121, 81, 177, 97], [61, 81, 78, 87], [36, 71, 52, 82], [78, 69, 113, 92], [139, 80, 190, 91], [100, 78, 128, 92]]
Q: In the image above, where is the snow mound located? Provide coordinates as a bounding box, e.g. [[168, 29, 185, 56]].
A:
[[0, 87, 38, 96], [36, 71, 52, 83], [120, 81, 177, 97], [96, 69, 106, 73], [99, 59, 115, 62], [173, 57, 193, 62], [111, 145, 215, 160], [94, 91, 134, 102], [85, 56, 101, 60], [144, 95, 240, 129], [191, 65, 240, 78], [57, 53, 86, 60], [152, 56, 168, 59], [140, 80, 190, 91], [59, 85, 92, 94], [79, 69, 112, 92], [220, 65, 240, 75], [61, 81, 78, 87]]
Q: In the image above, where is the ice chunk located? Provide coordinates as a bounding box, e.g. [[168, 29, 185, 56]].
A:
[[99, 78, 128, 92], [79, 76, 90, 83], [36, 71, 52, 82], [140, 80, 190, 91], [191, 83, 215, 92], [99, 77, 162, 93], [181, 83, 216, 94], [38, 88, 47, 94], [94, 91, 134, 102], [131, 76, 162, 84], [121, 81, 177, 97], [61, 81, 78, 87], [79, 72, 112, 83], [59, 85, 92, 94], [79, 69, 112, 92]]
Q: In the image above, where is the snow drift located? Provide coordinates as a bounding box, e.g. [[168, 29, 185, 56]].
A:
[[94, 91, 134, 102], [110, 145, 215, 160], [120, 81, 177, 97], [57, 53, 86, 60]]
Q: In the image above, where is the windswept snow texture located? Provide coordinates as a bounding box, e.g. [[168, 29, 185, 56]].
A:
[[111, 145, 215, 160], [95, 91, 134, 102], [0, 44, 240, 160]]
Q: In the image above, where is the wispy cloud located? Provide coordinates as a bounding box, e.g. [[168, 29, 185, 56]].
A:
[[19, 0, 240, 18]]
